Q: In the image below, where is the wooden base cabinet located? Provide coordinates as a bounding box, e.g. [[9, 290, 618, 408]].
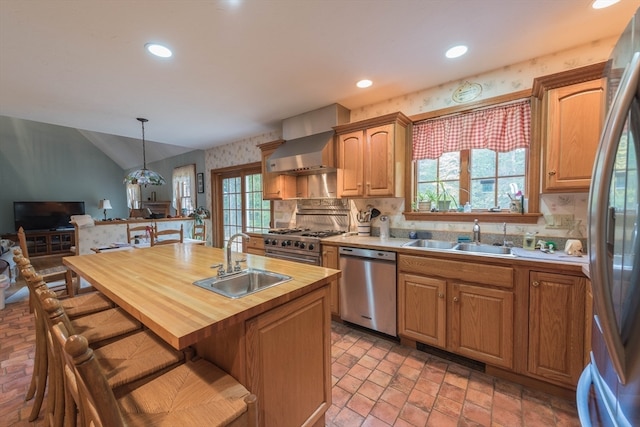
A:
[[246, 234, 265, 256], [398, 255, 514, 369], [195, 286, 332, 427], [528, 271, 586, 387], [321, 244, 340, 316], [398, 273, 446, 348], [450, 283, 513, 369]]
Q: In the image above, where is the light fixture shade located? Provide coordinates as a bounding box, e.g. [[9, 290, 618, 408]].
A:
[[98, 199, 112, 210], [123, 117, 166, 186], [123, 169, 166, 186]]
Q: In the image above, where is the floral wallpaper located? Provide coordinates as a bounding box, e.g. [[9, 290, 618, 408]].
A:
[[203, 37, 616, 245]]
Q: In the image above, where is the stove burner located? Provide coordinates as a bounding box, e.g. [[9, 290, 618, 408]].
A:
[[267, 228, 309, 235], [301, 230, 344, 238]]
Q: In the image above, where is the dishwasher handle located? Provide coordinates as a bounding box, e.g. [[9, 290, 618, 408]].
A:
[[339, 246, 396, 261]]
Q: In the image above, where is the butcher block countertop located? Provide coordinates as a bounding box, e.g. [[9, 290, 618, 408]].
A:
[[63, 244, 340, 350]]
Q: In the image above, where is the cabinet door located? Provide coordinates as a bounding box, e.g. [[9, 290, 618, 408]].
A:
[[321, 245, 340, 316], [261, 148, 296, 200], [365, 124, 395, 197], [528, 271, 585, 386], [544, 78, 605, 192], [398, 273, 446, 348], [449, 282, 514, 369], [337, 131, 364, 197], [246, 287, 331, 427], [246, 235, 265, 256]]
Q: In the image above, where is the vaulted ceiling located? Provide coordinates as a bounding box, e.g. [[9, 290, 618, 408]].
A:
[[1, 0, 637, 168]]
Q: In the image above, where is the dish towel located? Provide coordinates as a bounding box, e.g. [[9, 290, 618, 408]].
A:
[[70, 214, 95, 228]]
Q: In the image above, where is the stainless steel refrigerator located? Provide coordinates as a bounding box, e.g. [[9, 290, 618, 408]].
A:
[[577, 8, 640, 427]]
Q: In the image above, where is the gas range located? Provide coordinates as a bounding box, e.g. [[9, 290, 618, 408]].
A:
[[263, 199, 349, 265], [263, 229, 344, 265]]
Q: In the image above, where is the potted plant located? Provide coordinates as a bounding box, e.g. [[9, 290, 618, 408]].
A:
[[417, 190, 437, 212], [437, 182, 458, 212], [190, 206, 210, 224]]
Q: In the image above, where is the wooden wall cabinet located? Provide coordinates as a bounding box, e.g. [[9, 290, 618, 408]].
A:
[[335, 112, 410, 198], [259, 140, 297, 200], [321, 244, 340, 316], [528, 271, 586, 387], [398, 254, 514, 369], [533, 63, 606, 193]]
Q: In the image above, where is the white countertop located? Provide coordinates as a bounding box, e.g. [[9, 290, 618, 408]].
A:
[[321, 235, 588, 268]]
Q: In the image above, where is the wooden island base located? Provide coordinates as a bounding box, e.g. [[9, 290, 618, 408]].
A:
[[194, 286, 332, 427]]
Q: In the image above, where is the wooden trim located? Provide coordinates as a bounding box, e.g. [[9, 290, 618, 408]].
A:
[[210, 161, 262, 175], [409, 90, 532, 123], [334, 112, 411, 135], [531, 62, 606, 99], [527, 96, 542, 214], [403, 211, 542, 224]]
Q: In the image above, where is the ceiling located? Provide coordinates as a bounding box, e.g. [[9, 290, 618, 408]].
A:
[[1, 0, 638, 168]]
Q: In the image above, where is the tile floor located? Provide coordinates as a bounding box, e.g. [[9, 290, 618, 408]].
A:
[[0, 297, 581, 427]]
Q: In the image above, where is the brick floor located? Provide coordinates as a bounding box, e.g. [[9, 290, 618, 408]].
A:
[[1, 297, 581, 427]]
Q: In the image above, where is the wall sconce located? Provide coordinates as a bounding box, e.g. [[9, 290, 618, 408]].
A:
[[98, 199, 112, 221]]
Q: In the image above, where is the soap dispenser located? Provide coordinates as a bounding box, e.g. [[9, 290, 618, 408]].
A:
[[379, 215, 390, 239]]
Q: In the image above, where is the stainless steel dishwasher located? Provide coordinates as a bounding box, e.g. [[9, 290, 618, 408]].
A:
[[339, 247, 397, 336]]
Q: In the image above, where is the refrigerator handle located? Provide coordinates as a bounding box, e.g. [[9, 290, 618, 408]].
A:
[[589, 51, 640, 385]]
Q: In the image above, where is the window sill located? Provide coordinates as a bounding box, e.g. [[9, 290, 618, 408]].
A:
[[404, 211, 542, 224]]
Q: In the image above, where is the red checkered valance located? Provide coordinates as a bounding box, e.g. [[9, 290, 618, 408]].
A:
[[412, 99, 531, 160]]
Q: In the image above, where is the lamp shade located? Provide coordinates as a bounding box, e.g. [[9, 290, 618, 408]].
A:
[[98, 199, 112, 210], [123, 118, 166, 186]]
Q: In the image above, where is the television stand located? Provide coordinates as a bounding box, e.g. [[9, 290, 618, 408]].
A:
[[1, 229, 75, 257]]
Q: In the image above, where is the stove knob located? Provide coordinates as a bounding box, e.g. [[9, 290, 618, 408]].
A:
[[271, 239, 278, 245], [281, 240, 287, 247], [299, 242, 306, 249], [294, 241, 300, 247], [264, 238, 270, 245], [308, 243, 314, 250]]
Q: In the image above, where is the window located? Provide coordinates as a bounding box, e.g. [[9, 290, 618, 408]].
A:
[[214, 164, 271, 251], [172, 164, 196, 216], [412, 99, 530, 214]]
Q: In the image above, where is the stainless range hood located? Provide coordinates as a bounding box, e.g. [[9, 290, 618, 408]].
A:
[[268, 104, 350, 173]]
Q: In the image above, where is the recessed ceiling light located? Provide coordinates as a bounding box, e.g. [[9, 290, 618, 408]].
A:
[[446, 45, 468, 59], [145, 43, 172, 58], [592, 0, 620, 9], [357, 79, 373, 88]]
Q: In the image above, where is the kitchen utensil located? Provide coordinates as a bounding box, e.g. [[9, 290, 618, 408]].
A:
[[370, 208, 381, 219]]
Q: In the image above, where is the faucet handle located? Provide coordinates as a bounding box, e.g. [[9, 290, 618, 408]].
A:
[[211, 263, 225, 276], [234, 258, 246, 272]]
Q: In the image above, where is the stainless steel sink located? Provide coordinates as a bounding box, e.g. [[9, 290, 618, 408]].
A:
[[193, 268, 292, 298], [454, 243, 513, 255], [403, 239, 458, 250]]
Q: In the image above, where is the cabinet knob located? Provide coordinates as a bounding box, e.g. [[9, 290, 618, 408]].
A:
[[438, 293, 444, 298], [532, 281, 540, 287], [548, 171, 556, 176], [453, 297, 459, 302]]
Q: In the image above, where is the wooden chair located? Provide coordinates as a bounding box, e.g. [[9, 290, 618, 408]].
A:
[[13, 251, 114, 422], [193, 222, 206, 241], [52, 321, 258, 427], [17, 226, 75, 297], [151, 223, 183, 246], [41, 296, 186, 427], [14, 253, 137, 425], [126, 223, 151, 244]]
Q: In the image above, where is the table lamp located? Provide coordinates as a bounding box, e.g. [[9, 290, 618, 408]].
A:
[[99, 199, 112, 221]]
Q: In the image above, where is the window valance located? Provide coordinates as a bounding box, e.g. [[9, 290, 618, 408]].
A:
[[412, 99, 531, 160]]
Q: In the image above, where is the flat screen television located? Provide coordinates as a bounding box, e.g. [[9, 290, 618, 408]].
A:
[[14, 201, 85, 231]]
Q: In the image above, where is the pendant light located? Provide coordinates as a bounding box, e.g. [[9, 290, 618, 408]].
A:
[[123, 118, 166, 186]]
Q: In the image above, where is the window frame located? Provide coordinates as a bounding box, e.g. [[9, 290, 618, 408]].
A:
[[211, 162, 273, 248], [405, 89, 542, 223]]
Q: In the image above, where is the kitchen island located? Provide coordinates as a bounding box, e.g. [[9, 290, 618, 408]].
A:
[[63, 244, 340, 427]]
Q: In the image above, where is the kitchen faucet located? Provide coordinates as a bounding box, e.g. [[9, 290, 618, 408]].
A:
[[226, 232, 249, 274], [472, 219, 481, 244], [502, 222, 514, 247]]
